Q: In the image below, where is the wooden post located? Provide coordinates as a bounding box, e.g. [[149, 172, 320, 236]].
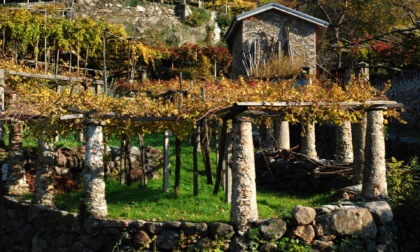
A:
[[230, 116, 258, 231], [85, 45, 89, 76], [163, 130, 170, 193], [335, 120, 354, 163], [81, 119, 107, 219], [215, 126, 219, 166], [102, 31, 107, 95], [138, 135, 146, 188], [119, 137, 126, 185], [55, 48, 60, 76], [224, 128, 232, 204], [174, 137, 182, 197], [213, 118, 227, 195], [54, 85, 62, 143], [32, 136, 55, 207], [301, 122, 317, 158], [5, 121, 29, 195], [0, 69, 5, 147], [362, 108, 387, 198], [273, 116, 290, 150], [200, 86, 213, 184], [193, 124, 199, 196], [352, 114, 367, 184]]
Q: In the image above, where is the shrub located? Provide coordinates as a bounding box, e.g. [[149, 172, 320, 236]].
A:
[[184, 8, 211, 28], [387, 157, 420, 251], [216, 12, 233, 30]]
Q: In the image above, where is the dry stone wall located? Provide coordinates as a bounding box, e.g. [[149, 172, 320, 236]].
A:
[[0, 195, 393, 251]]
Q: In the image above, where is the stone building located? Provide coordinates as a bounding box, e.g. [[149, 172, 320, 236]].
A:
[[225, 3, 329, 79]]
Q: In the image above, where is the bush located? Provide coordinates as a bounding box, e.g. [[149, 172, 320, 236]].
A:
[[387, 157, 419, 206], [184, 8, 211, 27], [387, 157, 420, 251], [216, 12, 233, 29]]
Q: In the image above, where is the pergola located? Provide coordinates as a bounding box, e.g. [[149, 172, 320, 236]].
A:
[[0, 69, 404, 228]]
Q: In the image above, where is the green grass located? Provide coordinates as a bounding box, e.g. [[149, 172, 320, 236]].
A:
[[53, 133, 333, 222], [5, 130, 333, 222]]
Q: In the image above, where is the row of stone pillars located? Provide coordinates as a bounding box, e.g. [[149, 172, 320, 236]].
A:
[[268, 108, 387, 196], [229, 106, 388, 230], [3, 119, 108, 218], [2, 107, 388, 224]]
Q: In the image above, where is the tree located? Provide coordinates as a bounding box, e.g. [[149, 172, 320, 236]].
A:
[[273, 0, 420, 70]]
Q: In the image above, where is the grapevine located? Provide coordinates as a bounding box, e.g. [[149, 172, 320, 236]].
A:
[[0, 60, 403, 141]]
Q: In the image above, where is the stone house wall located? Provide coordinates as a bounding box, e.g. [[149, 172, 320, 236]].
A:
[[232, 10, 317, 79]]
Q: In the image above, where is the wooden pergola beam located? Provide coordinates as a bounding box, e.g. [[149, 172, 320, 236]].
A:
[[5, 70, 104, 85], [235, 101, 403, 108]]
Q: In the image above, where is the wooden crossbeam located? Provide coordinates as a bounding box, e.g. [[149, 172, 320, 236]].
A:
[[5, 70, 103, 85]]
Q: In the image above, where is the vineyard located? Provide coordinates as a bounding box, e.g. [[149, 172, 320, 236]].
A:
[[0, 1, 414, 251], [0, 0, 404, 202]]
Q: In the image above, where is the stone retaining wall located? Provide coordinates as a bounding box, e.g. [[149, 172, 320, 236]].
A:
[[0, 195, 393, 251]]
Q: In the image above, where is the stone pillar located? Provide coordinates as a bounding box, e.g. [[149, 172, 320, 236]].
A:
[[5, 122, 29, 195], [352, 114, 367, 184], [362, 108, 387, 199], [81, 119, 107, 219], [230, 116, 258, 233], [301, 122, 317, 158], [32, 137, 55, 207], [335, 120, 354, 163], [141, 69, 147, 82], [273, 116, 290, 150], [356, 62, 369, 81]]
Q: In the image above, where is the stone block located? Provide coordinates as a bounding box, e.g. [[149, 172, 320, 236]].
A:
[[258, 218, 287, 241], [316, 207, 377, 239], [291, 205, 316, 225], [361, 200, 393, 225], [209, 222, 235, 240], [156, 230, 179, 250]]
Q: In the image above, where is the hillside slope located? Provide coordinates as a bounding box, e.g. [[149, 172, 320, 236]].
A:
[[72, 0, 222, 46]]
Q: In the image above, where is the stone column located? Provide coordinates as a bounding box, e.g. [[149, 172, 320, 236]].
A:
[[362, 108, 387, 199], [81, 119, 107, 219], [32, 136, 55, 207], [230, 116, 258, 233], [301, 122, 317, 158], [352, 114, 367, 184], [273, 116, 290, 150], [5, 122, 29, 195], [335, 120, 354, 163]]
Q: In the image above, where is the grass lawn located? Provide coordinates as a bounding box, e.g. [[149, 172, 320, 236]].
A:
[[7, 131, 333, 222], [53, 132, 333, 222]]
